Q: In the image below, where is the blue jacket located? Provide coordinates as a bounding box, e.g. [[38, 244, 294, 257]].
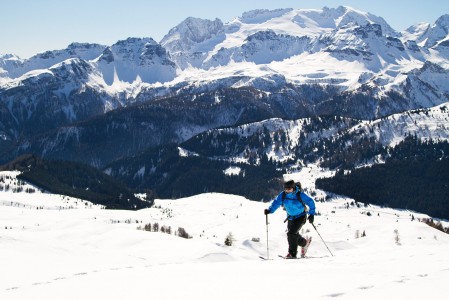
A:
[[268, 187, 316, 220]]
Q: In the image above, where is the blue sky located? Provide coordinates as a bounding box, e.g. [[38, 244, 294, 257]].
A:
[[2, 0, 449, 58]]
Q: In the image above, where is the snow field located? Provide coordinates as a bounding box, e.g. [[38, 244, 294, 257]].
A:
[[1, 170, 448, 299]]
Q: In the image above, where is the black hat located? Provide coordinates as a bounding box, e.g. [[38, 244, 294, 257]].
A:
[[283, 180, 295, 189]]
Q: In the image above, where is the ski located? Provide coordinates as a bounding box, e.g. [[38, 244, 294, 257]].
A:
[[278, 254, 324, 259], [259, 256, 274, 260], [278, 254, 298, 259], [261, 255, 305, 260]]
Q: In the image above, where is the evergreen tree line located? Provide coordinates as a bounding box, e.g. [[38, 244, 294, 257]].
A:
[[106, 144, 282, 201], [181, 114, 386, 170], [316, 138, 449, 219], [0, 154, 150, 210]]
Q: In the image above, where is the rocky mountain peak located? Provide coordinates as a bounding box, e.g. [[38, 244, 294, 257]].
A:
[[434, 14, 449, 30], [424, 14, 449, 48], [0, 54, 20, 60], [331, 5, 396, 37], [402, 22, 430, 44], [109, 37, 158, 60], [48, 58, 92, 80], [96, 37, 176, 84], [161, 17, 224, 53], [239, 8, 293, 24], [354, 23, 383, 38], [98, 47, 114, 63]]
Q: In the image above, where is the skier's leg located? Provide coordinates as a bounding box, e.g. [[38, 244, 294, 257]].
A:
[[286, 216, 306, 257], [297, 215, 308, 247]]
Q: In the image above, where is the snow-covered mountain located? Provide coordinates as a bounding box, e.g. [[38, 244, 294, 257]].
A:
[[187, 6, 400, 71], [161, 17, 225, 69], [0, 57, 124, 140], [420, 14, 449, 48], [164, 6, 449, 106], [0, 43, 106, 79], [1, 168, 448, 299], [2, 5, 449, 169], [1, 7, 448, 109], [1, 6, 448, 96], [0, 38, 179, 140], [95, 37, 177, 85]]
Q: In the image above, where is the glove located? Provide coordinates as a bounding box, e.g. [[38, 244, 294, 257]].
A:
[[264, 209, 270, 215], [308, 215, 314, 224]]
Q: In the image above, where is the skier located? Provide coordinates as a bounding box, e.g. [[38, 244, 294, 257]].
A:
[[264, 180, 316, 259]]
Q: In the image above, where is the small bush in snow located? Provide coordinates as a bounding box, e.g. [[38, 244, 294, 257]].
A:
[[394, 229, 401, 245], [139, 222, 190, 239], [224, 232, 234, 246]]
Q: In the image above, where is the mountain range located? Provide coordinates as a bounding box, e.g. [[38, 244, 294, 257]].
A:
[[1, 6, 449, 205]]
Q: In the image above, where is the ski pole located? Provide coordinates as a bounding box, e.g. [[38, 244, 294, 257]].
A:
[[265, 214, 269, 259], [311, 223, 334, 257]]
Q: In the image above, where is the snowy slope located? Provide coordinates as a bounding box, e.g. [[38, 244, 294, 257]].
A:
[[1, 167, 448, 299]]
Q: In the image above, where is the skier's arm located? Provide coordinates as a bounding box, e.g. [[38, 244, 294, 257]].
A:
[[300, 192, 316, 215], [267, 193, 283, 214]]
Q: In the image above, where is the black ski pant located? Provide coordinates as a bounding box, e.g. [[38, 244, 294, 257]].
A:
[[287, 214, 307, 257]]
